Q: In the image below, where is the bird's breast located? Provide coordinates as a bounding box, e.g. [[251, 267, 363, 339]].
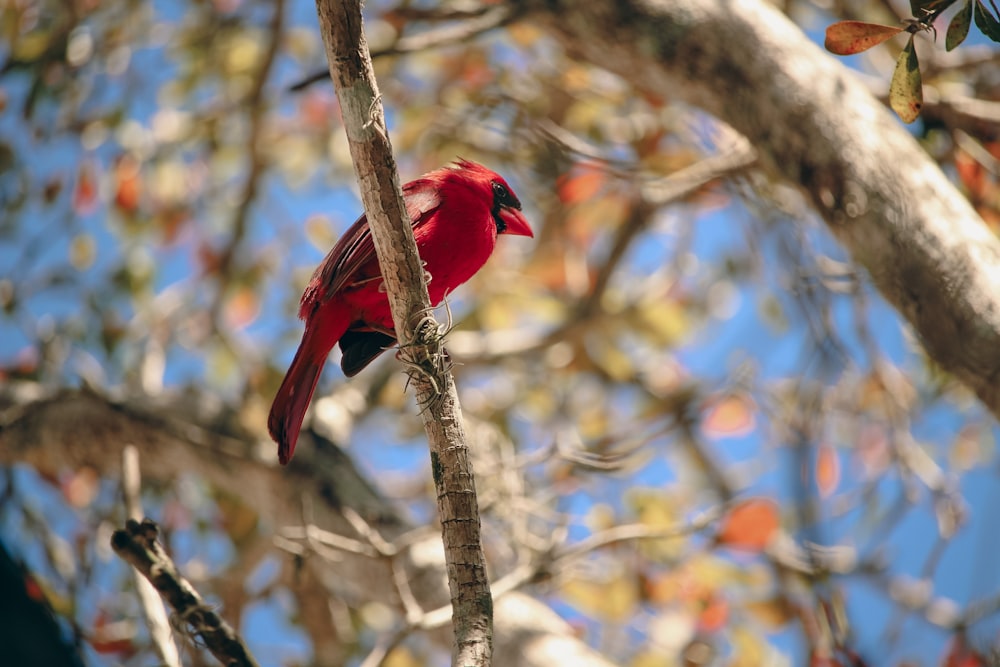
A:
[[418, 217, 496, 306]]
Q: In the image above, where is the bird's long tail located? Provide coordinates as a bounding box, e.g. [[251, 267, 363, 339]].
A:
[[268, 313, 347, 464]]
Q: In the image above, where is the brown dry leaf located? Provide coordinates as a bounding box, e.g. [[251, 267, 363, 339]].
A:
[[824, 20, 903, 55], [744, 597, 796, 630]]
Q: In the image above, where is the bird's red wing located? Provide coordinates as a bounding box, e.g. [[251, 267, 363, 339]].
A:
[[304, 180, 442, 308]]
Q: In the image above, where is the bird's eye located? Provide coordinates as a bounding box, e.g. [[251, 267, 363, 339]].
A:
[[491, 181, 520, 209]]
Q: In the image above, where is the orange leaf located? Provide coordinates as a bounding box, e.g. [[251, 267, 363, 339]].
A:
[[90, 611, 137, 656], [697, 594, 729, 633], [61, 466, 100, 508], [857, 424, 890, 477], [223, 286, 260, 330], [942, 634, 986, 667], [816, 444, 840, 498], [702, 394, 756, 439], [73, 160, 99, 215], [717, 498, 780, 552], [23, 573, 46, 604], [113, 154, 142, 213], [557, 166, 606, 205], [299, 90, 339, 130], [809, 652, 844, 667], [954, 150, 986, 199], [824, 20, 905, 55]]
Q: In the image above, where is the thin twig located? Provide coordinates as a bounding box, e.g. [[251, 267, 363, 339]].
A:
[[212, 0, 286, 318], [110, 519, 260, 667], [291, 6, 513, 91], [120, 446, 182, 667]]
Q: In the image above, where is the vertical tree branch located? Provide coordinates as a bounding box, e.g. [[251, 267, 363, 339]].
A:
[[312, 1, 493, 664]]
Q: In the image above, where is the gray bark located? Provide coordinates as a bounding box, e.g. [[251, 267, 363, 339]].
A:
[[314, 0, 493, 663]]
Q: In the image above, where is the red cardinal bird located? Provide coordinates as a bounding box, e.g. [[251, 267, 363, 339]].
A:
[[269, 159, 533, 464]]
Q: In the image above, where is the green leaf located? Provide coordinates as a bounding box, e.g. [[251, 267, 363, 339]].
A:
[[890, 36, 923, 123], [974, 0, 1000, 42], [946, 1, 973, 49]]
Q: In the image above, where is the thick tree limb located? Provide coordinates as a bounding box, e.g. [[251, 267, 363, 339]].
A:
[[521, 0, 1000, 420], [110, 519, 259, 667], [312, 1, 492, 664]]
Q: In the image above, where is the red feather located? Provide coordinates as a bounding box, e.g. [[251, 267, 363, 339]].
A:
[[269, 160, 532, 464]]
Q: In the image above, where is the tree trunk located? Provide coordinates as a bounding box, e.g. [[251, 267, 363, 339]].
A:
[[522, 0, 1000, 416]]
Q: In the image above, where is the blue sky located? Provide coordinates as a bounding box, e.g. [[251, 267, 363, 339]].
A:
[[2, 2, 999, 665]]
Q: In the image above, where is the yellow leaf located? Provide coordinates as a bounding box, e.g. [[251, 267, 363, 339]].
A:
[[207, 342, 240, 385], [223, 32, 263, 76], [727, 626, 769, 667], [890, 36, 922, 123], [627, 490, 687, 560], [305, 214, 337, 252], [950, 424, 993, 471], [588, 337, 635, 382], [69, 234, 97, 271], [687, 554, 741, 590], [383, 646, 421, 667], [507, 22, 543, 47], [561, 63, 593, 94], [629, 650, 675, 667], [285, 27, 319, 63], [579, 405, 610, 441], [478, 296, 519, 330], [213, 491, 259, 546], [150, 160, 188, 204], [12, 31, 53, 62], [562, 573, 637, 622], [637, 299, 690, 346], [585, 504, 617, 532]]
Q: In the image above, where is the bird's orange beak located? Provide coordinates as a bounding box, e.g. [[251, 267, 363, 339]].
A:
[[499, 207, 533, 238]]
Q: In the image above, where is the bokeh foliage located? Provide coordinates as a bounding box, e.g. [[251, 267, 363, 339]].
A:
[[3, 0, 1000, 665]]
